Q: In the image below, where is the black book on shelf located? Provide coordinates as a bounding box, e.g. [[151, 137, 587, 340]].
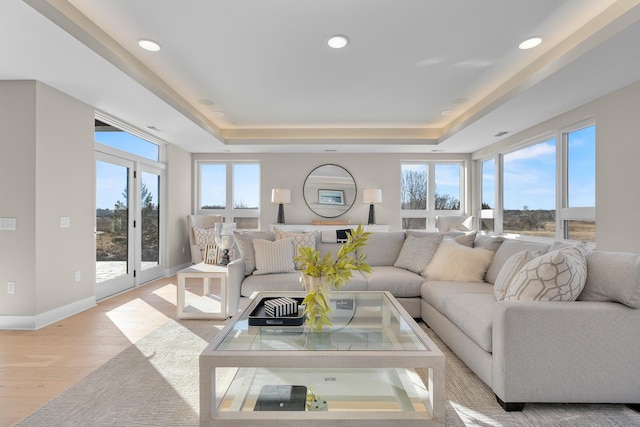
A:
[[253, 385, 307, 411]]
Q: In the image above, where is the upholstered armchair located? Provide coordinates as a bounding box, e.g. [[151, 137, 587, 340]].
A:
[[187, 214, 223, 264], [435, 215, 474, 232]]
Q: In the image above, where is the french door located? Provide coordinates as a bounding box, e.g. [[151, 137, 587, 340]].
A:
[[95, 152, 164, 300]]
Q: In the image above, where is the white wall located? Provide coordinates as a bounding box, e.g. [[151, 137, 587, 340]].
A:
[[165, 143, 192, 270], [0, 81, 95, 323], [473, 80, 640, 253], [191, 153, 472, 232]]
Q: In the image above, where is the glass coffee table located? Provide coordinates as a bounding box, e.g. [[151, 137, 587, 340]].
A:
[[199, 291, 445, 426]]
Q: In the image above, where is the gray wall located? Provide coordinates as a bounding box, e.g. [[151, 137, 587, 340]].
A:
[[191, 153, 473, 232], [0, 81, 95, 318]]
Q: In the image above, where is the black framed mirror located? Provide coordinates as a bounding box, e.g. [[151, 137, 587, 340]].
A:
[[303, 164, 357, 218]]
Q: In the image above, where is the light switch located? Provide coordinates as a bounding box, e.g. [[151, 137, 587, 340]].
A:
[[0, 218, 16, 231], [60, 217, 71, 228]]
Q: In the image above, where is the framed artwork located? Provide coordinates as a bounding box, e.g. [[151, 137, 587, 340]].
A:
[[318, 189, 345, 205], [204, 244, 218, 265]]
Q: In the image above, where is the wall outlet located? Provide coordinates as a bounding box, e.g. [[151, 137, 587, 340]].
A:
[[182, 246, 185, 254], [60, 217, 71, 228], [7, 281, 15, 294], [74, 271, 81, 282]]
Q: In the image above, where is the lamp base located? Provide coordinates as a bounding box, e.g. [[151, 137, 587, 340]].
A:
[[218, 249, 230, 266], [367, 204, 375, 225], [277, 203, 285, 224]]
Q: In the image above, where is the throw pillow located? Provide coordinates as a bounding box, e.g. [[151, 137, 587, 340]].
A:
[[252, 238, 296, 275], [393, 234, 443, 274], [273, 227, 317, 268], [192, 227, 216, 249], [422, 239, 494, 282], [503, 245, 587, 302], [474, 235, 505, 252], [234, 230, 274, 275], [493, 250, 537, 301], [453, 231, 477, 248]]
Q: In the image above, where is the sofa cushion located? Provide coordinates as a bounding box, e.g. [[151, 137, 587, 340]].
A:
[[578, 250, 640, 308], [421, 280, 494, 314], [234, 230, 275, 275], [240, 272, 303, 297], [393, 234, 443, 274], [363, 266, 424, 298], [422, 239, 494, 282], [240, 271, 369, 297], [503, 245, 587, 302], [443, 293, 496, 353], [252, 239, 296, 275], [485, 239, 550, 284], [358, 232, 406, 266], [452, 231, 477, 247], [493, 250, 538, 301]]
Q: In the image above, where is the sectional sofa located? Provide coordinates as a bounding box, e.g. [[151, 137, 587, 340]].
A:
[[226, 228, 640, 410]]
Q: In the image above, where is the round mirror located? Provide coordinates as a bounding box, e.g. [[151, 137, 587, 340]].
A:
[[303, 164, 357, 218]]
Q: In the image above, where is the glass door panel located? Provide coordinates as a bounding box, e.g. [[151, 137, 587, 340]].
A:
[[137, 168, 163, 284], [95, 156, 134, 299]]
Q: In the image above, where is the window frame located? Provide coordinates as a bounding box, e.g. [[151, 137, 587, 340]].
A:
[[400, 160, 466, 230], [475, 119, 596, 245], [196, 160, 261, 228]]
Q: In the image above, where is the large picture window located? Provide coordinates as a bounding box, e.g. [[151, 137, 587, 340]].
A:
[[401, 161, 464, 230], [198, 162, 260, 229], [478, 120, 595, 244], [503, 138, 556, 238]]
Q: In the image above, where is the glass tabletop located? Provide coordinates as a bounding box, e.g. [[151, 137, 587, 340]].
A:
[[215, 291, 430, 352]]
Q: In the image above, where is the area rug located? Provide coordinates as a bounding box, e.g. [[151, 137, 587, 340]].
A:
[[16, 319, 640, 426]]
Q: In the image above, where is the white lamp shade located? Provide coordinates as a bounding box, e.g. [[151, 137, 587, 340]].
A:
[[363, 188, 382, 204], [271, 188, 291, 204]]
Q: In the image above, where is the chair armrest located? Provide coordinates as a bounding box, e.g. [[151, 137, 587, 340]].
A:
[[226, 258, 246, 315], [492, 300, 640, 403], [190, 244, 203, 264]]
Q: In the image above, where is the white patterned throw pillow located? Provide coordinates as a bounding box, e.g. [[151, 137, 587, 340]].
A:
[[503, 245, 587, 301], [252, 238, 296, 275], [192, 227, 216, 249], [493, 250, 537, 301], [273, 228, 317, 269]]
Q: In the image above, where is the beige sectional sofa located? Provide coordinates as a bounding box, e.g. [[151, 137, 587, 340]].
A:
[[226, 229, 640, 410]]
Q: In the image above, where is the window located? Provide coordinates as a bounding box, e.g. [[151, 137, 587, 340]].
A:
[[502, 138, 556, 238], [95, 119, 159, 161], [198, 162, 260, 229], [401, 161, 464, 230], [481, 120, 596, 243], [562, 123, 596, 242]]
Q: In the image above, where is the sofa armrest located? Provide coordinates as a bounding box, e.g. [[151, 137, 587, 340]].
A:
[[227, 258, 246, 315], [492, 300, 640, 404]]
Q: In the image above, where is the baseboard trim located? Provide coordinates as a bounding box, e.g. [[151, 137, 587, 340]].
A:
[[164, 263, 191, 278], [0, 295, 96, 330]]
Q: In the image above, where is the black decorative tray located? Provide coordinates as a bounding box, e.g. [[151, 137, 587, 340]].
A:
[[248, 297, 305, 326]]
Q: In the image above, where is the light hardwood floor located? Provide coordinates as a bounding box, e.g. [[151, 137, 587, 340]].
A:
[[0, 275, 208, 427]]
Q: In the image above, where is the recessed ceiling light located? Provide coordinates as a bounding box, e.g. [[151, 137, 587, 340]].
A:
[[440, 109, 454, 117], [212, 111, 226, 117], [138, 38, 161, 52], [145, 125, 160, 132], [327, 35, 349, 49], [519, 37, 542, 50], [494, 131, 509, 137]]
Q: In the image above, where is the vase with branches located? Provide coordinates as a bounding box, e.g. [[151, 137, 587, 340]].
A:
[[294, 224, 372, 332]]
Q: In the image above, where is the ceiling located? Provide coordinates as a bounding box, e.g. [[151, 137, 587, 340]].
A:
[[3, 0, 640, 154]]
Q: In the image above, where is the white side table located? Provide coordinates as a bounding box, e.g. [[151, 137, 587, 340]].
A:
[[176, 263, 228, 320]]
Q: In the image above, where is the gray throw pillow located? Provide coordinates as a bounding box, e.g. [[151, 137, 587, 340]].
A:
[[233, 230, 274, 275], [394, 234, 443, 274]]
